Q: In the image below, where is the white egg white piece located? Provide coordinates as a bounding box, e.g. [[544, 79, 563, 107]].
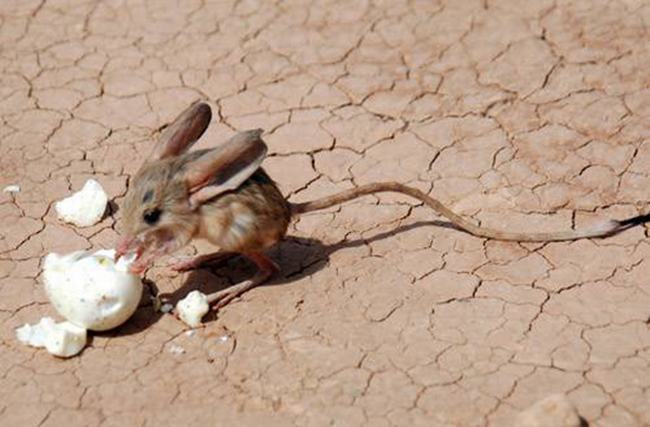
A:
[[3, 184, 20, 193], [43, 249, 142, 331], [176, 290, 209, 328], [160, 303, 174, 314], [55, 179, 108, 227], [16, 317, 87, 358]]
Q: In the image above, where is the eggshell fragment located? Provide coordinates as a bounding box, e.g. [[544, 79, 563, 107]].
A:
[[176, 290, 209, 328], [55, 179, 108, 227], [43, 249, 142, 331], [16, 317, 87, 358]]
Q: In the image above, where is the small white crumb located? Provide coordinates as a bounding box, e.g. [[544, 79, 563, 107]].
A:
[[16, 317, 87, 358], [168, 343, 185, 355], [176, 290, 209, 328], [160, 303, 174, 314], [55, 179, 108, 227], [184, 330, 196, 337], [217, 335, 229, 343], [3, 185, 20, 193]]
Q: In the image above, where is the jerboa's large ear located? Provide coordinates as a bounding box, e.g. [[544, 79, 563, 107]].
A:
[[185, 129, 267, 208], [150, 101, 212, 160]]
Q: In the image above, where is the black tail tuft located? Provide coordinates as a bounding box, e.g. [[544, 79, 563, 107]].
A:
[[618, 213, 650, 227]]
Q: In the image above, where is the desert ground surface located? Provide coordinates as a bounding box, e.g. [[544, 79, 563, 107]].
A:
[[1, 0, 650, 426]]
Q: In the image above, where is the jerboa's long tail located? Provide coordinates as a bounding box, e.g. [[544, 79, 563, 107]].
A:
[[290, 182, 647, 242]]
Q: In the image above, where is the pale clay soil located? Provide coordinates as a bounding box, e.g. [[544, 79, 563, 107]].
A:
[[1, 1, 650, 426]]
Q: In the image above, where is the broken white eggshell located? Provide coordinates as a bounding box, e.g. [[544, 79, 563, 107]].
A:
[[43, 249, 142, 331], [16, 317, 87, 358], [55, 179, 108, 227], [176, 290, 209, 328]]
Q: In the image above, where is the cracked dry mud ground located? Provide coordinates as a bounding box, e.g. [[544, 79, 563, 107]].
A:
[[1, 0, 650, 426]]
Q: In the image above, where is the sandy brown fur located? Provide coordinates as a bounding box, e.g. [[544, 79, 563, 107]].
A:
[[197, 169, 291, 252]]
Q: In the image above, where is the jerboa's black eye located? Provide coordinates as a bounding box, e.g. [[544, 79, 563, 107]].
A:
[[143, 208, 161, 225]]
